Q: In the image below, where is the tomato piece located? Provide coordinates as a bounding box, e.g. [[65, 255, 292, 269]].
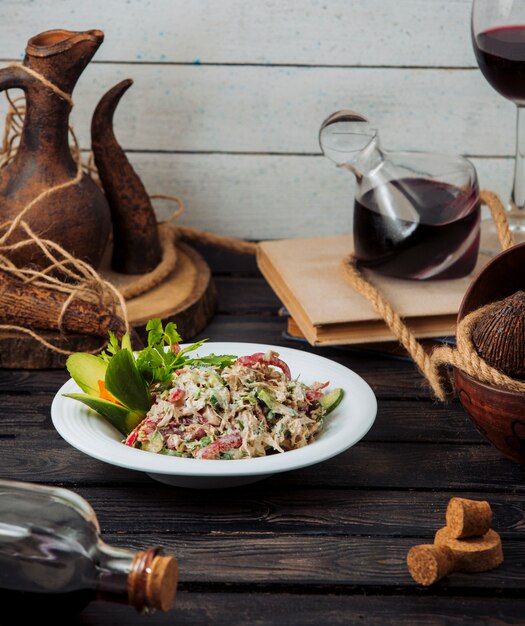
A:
[[305, 381, 330, 403], [196, 432, 243, 459], [168, 388, 185, 403], [125, 428, 139, 447], [236, 352, 291, 379]]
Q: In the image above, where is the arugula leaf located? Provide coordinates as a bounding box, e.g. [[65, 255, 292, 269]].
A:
[[177, 339, 207, 357], [136, 320, 237, 385]]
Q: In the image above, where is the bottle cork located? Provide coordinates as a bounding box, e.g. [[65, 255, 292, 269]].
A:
[[146, 555, 179, 612], [445, 497, 492, 539], [407, 544, 456, 586], [128, 548, 179, 612], [434, 526, 503, 573]]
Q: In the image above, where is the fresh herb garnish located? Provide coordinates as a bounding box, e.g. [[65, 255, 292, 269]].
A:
[[65, 318, 236, 435], [134, 319, 236, 385]]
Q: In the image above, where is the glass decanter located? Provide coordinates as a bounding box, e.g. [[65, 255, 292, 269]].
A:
[[319, 111, 481, 280]]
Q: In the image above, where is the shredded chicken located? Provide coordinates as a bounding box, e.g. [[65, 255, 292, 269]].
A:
[[127, 350, 330, 460]]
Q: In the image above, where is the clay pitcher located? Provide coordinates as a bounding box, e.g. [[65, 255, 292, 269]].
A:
[[0, 29, 111, 269]]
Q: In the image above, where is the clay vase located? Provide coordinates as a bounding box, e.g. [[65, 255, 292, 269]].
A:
[[91, 79, 162, 274], [454, 242, 525, 465], [0, 29, 111, 269]]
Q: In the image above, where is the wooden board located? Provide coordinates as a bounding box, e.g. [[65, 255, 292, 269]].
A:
[[0, 1, 516, 240], [0, 243, 216, 369], [0, 250, 523, 625], [125, 154, 514, 240], [1, 66, 513, 155], [80, 594, 525, 626], [0, 0, 475, 67]]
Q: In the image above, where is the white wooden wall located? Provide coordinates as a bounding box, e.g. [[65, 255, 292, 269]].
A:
[[0, 0, 516, 239]]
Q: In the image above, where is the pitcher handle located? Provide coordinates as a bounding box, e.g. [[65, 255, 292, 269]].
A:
[[0, 65, 28, 94]]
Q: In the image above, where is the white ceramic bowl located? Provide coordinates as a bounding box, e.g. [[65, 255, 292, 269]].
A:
[[51, 342, 377, 488]]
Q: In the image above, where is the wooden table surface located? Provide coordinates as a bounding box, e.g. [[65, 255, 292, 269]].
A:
[[1, 246, 524, 625]]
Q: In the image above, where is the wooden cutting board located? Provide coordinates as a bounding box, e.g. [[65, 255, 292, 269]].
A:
[[0, 243, 216, 369]]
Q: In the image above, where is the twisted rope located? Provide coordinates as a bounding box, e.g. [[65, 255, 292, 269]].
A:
[[432, 300, 525, 394], [340, 254, 446, 399], [11, 63, 73, 106], [481, 189, 515, 251], [174, 224, 259, 255]]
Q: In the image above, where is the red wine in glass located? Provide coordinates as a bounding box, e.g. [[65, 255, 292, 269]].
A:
[[354, 178, 481, 280], [473, 25, 525, 104], [472, 0, 525, 240]]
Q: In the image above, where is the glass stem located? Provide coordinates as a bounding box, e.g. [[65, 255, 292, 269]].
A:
[[511, 106, 525, 224]]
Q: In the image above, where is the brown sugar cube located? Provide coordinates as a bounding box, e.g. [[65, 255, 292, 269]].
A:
[[446, 497, 493, 539], [407, 544, 456, 586], [434, 526, 503, 573]]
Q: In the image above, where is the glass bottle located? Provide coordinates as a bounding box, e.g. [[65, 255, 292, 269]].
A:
[[319, 111, 481, 280], [0, 479, 178, 623]]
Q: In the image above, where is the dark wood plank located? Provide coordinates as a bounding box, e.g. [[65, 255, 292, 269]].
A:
[[371, 400, 484, 443], [0, 392, 482, 443], [280, 442, 525, 491], [0, 394, 52, 426], [0, 369, 70, 393], [92, 533, 525, 589], [0, 350, 430, 400], [74, 486, 525, 539], [1, 432, 523, 491], [0, 328, 432, 401], [215, 276, 281, 314], [190, 242, 260, 276], [79, 593, 525, 626]]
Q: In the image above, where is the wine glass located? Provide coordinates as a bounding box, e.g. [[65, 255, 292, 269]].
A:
[[472, 0, 525, 246]]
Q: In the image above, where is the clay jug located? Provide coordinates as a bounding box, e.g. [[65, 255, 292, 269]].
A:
[[0, 29, 111, 269]]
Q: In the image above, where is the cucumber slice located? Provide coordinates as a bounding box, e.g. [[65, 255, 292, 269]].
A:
[[319, 388, 344, 414], [257, 389, 295, 416], [207, 370, 223, 387], [256, 388, 275, 409], [210, 385, 229, 410]]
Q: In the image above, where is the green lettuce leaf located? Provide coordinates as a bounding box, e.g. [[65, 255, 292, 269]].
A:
[[104, 349, 151, 413]]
